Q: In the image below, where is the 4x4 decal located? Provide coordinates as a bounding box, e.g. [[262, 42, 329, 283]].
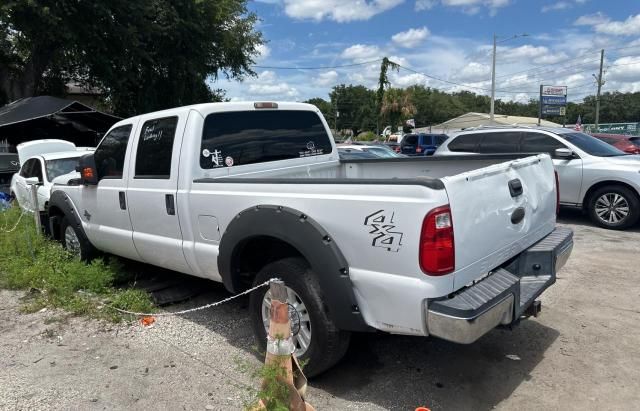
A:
[[364, 210, 404, 252]]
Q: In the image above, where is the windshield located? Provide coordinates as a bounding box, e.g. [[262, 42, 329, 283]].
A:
[[45, 157, 80, 181], [559, 132, 627, 157]]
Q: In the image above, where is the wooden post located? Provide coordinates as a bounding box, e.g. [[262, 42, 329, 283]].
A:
[[254, 280, 314, 411], [29, 184, 41, 234]]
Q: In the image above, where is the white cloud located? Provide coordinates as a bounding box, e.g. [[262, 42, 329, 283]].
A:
[[608, 57, 640, 82], [245, 71, 299, 98], [575, 13, 640, 36], [541, 0, 587, 13], [282, 0, 404, 23], [415, 0, 436, 10], [574, 12, 608, 26], [341, 44, 382, 61], [314, 70, 339, 86], [256, 44, 271, 60], [453, 62, 491, 82], [392, 27, 430, 48]]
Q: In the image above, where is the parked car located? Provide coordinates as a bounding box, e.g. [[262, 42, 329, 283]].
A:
[[435, 126, 640, 229], [46, 102, 572, 376], [10, 140, 88, 213], [0, 152, 20, 195], [590, 133, 640, 154], [337, 144, 404, 159], [400, 133, 448, 156]]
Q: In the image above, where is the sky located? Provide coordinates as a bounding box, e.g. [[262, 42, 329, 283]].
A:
[[215, 0, 640, 104]]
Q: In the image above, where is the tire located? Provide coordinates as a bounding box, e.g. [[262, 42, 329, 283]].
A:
[[249, 257, 351, 378], [588, 185, 640, 230], [60, 216, 95, 261]]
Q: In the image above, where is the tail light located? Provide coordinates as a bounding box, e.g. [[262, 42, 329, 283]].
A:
[[554, 170, 560, 216], [416, 146, 422, 153], [420, 205, 455, 275]]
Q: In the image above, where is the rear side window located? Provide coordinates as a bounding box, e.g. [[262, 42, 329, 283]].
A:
[[448, 134, 480, 152], [135, 117, 179, 179], [95, 124, 133, 180], [434, 135, 448, 145], [20, 158, 42, 181], [477, 132, 520, 153], [520, 132, 565, 157], [200, 110, 332, 169], [403, 134, 418, 145]]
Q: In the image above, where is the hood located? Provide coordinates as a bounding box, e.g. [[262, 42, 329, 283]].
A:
[[51, 171, 81, 186], [601, 155, 640, 167], [17, 139, 76, 164]]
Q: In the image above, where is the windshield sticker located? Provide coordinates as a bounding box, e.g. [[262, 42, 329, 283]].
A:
[[225, 156, 234, 167], [299, 141, 324, 158], [202, 148, 224, 168], [364, 210, 403, 252]]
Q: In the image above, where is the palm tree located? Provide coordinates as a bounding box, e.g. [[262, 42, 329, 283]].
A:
[[380, 88, 417, 133]]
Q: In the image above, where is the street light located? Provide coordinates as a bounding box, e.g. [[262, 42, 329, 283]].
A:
[[490, 33, 529, 123]]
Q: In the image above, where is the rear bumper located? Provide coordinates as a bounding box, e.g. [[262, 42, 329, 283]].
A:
[[426, 226, 573, 344]]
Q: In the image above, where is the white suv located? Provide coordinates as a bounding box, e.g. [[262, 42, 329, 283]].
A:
[[435, 126, 640, 230]]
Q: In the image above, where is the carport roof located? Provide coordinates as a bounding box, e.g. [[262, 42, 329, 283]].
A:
[[0, 95, 120, 130]]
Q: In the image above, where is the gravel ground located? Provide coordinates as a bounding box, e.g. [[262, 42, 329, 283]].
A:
[[1, 210, 640, 410]]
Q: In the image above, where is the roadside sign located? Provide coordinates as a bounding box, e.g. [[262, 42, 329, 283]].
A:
[[583, 122, 640, 136], [542, 106, 566, 116], [541, 95, 567, 105], [539, 84, 568, 124], [541, 86, 567, 96]]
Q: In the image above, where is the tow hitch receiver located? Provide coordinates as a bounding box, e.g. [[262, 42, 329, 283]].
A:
[[524, 300, 542, 317]]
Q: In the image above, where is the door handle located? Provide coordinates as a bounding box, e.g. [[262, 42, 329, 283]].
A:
[[165, 194, 175, 215], [508, 179, 523, 198], [118, 191, 126, 210]]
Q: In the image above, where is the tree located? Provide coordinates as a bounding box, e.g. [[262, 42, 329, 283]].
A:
[[329, 84, 377, 135], [304, 97, 332, 122], [380, 88, 416, 132], [0, 0, 263, 116]]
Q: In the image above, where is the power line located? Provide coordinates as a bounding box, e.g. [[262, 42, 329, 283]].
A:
[[252, 59, 382, 70]]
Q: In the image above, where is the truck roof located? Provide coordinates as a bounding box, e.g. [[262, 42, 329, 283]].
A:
[[110, 102, 319, 129]]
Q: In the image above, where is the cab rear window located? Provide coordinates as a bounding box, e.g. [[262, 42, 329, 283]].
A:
[[200, 110, 332, 169]]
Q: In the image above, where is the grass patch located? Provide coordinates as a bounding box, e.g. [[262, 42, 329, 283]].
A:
[[0, 206, 155, 321]]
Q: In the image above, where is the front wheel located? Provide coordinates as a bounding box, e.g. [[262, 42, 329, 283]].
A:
[[249, 257, 351, 377], [588, 185, 640, 230], [60, 216, 95, 260]]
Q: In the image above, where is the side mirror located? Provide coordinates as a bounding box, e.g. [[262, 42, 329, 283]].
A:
[[24, 176, 40, 185], [78, 153, 98, 185], [554, 148, 574, 159]]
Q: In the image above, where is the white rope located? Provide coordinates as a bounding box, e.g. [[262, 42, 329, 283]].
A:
[[109, 279, 276, 317], [0, 210, 29, 233]]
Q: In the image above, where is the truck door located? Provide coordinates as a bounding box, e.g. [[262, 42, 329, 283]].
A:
[[126, 113, 192, 274], [82, 123, 141, 261]]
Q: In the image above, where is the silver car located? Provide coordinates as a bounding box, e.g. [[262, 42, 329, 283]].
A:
[[435, 126, 640, 230]]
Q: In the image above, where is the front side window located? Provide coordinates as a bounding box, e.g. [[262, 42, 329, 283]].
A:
[[94, 125, 133, 180], [520, 132, 567, 157], [448, 134, 481, 152], [135, 117, 178, 178], [19, 159, 35, 177], [200, 110, 332, 169]]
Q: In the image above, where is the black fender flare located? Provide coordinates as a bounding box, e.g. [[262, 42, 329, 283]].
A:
[[48, 190, 92, 246], [218, 205, 370, 332]]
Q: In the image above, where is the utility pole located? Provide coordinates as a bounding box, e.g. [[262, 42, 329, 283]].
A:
[[490, 34, 497, 123], [594, 49, 605, 131]]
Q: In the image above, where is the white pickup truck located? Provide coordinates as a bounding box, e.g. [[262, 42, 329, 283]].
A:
[[46, 102, 573, 376]]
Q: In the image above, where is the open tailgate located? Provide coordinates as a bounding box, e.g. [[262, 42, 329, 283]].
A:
[[441, 154, 557, 290]]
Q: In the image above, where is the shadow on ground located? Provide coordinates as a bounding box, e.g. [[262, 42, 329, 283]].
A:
[[557, 208, 640, 233], [116, 260, 559, 411]]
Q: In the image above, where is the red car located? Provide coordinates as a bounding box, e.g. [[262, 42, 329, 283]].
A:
[[591, 133, 640, 154]]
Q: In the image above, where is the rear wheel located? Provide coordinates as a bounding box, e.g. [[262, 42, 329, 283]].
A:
[[249, 257, 351, 377], [588, 185, 640, 230]]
